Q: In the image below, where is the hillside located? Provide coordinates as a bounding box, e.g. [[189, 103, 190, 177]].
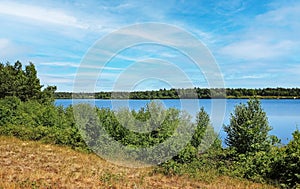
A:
[[0, 136, 277, 189]]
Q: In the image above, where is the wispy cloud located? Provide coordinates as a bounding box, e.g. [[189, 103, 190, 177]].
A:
[[104, 58, 196, 91], [38, 74, 74, 85], [219, 2, 300, 61], [0, 1, 88, 29], [39, 62, 79, 67], [0, 38, 29, 60], [0, 38, 10, 50], [40, 62, 125, 71], [220, 39, 295, 60], [257, 2, 300, 28]]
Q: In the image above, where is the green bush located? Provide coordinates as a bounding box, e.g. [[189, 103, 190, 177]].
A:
[[1, 94, 299, 188], [271, 129, 300, 188], [0, 97, 88, 152], [220, 99, 300, 187], [224, 99, 272, 154]]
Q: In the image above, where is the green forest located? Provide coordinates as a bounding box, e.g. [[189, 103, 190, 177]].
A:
[[1, 61, 299, 188], [56, 87, 300, 99]]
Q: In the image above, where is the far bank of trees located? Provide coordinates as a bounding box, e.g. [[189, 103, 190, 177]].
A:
[[56, 87, 300, 99]]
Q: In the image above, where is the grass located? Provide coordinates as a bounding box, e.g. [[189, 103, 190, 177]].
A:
[[0, 136, 278, 189]]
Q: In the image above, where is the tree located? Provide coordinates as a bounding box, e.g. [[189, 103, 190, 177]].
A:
[[40, 86, 57, 104], [274, 129, 300, 188], [23, 62, 42, 100], [224, 99, 272, 154], [0, 61, 56, 103]]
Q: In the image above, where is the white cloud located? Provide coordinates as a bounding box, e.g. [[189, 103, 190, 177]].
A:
[[219, 2, 300, 61], [220, 39, 295, 60], [0, 38, 10, 55], [0, 38, 10, 48], [39, 62, 79, 67], [0, 38, 28, 59], [40, 61, 124, 70], [268, 64, 300, 75], [256, 3, 300, 28], [240, 74, 268, 79], [108, 58, 196, 91], [38, 74, 74, 84], [0, 1, 88, 29]]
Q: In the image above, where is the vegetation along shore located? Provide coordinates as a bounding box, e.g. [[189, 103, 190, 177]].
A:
[[1, 61, 299, 188]]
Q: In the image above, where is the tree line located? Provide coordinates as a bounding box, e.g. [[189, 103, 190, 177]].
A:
[[56, 87, 300, 99]]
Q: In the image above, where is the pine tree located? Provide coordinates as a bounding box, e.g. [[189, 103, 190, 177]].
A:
[[224, 99, 272, 154]]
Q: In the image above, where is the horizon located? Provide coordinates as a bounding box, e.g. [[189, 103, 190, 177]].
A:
[[1, 0, 300, 91], [54, 86, 300, 93]]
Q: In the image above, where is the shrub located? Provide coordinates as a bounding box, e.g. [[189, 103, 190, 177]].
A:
[[224, 99, 272, 154], [271, 129, 300, 188]]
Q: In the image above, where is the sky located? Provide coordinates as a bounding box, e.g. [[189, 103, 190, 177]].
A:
[[0, 0, 300, 92]]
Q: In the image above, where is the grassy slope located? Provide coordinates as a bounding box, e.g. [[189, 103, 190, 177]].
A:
[[0, 136, 278, 189]]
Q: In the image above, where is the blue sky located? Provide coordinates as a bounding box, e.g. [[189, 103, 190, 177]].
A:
[[0, 0, 300, 91]]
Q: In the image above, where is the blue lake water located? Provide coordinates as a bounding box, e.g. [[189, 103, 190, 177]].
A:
[[55, 99, 300, 144]]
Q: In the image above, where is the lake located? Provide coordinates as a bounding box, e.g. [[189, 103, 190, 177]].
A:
[[55, 99, 300, 144]]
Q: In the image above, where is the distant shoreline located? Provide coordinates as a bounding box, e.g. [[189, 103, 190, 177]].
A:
[[55, 87, 300, 99], [55, 97, 299, 99]]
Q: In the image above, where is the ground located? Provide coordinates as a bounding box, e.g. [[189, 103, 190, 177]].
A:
[[0, 136, 278, 189]]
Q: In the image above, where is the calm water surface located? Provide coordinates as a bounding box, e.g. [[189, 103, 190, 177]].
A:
[[55, 99, 300, 144]]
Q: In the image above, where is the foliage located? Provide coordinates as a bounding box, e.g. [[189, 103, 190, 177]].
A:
[[0, 61, 56, 103], [160, 107, 222, 177], [172, 107, 221, 163], [0, 97, 88, 152], [271, 129, 300, 188], [0, 97, 298, 188], [0, 94, 219, 164], [56, 87, 300, 99], [73, 101, 217, 165], [224, 99, 272, 154]]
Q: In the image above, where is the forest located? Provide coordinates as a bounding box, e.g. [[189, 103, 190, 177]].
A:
[[56, 87, 300, 99], [0, 61, 299, 188]]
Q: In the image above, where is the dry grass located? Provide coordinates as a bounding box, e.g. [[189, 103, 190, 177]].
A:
[[0, 136, 278, 189]]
